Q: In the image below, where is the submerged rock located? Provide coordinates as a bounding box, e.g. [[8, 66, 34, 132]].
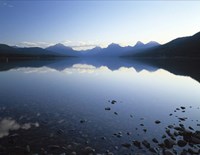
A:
[[121, 143, 131, 148], [178, 117, 187, 121], [133, 140, 141, 148], [70, 152, 76, 155], [143, 129, 147, 132], [177, 140, 187, 147], [152, 138, 158, 143], [149, 147, 157, 153], [127, 132, 131, 135], [163, 149, 175, 155], [83, 146, 95, 155], [188, 148, 199, 154], [105, 107, 111, 111], [188, 126, 194, 130], [111, 100, 117, 104], [142, 140, 150, 148], [80, 120, 86, 123], [180, 149, 188, 155], [180, 106, 186, 110], [48, 145, 60, 150], [114, 112, 118, 115], [164, 138, 176, 149], [57, 129, 64, 135], [155, 120, 161, 124]]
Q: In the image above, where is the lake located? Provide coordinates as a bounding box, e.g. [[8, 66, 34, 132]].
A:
[[0, 58, 200, 155]]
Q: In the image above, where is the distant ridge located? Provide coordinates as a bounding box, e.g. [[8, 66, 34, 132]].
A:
[[46, 43, 78, 56], [134, 41, 145, 48], [1, 31, 200, 58], [45, 41, 160, 57]]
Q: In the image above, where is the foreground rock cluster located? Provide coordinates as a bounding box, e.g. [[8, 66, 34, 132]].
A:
[[104, 101, 200, 155], [0, 100, 199, 155]]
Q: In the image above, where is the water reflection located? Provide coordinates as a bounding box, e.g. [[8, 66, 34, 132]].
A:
[[1, 57, 200, 82], [0, 58, 200, 154], [0, 117, 39, 138]]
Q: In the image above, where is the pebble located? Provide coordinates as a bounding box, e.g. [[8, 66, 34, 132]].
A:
[[101, 136, 106, 140], [80, 119, 86, 123], [152, 138, 158, 143], [162, 135, 167, 139], [149, 147, 157, 153], [127, 132, 131, 135], [83, 146, 95, 155], [155, 120, 161, 124], [48, 145, 60, 150], [121, 143, 131, 148], [114, 146, 118, 150], [26, 145, 30, 153], [164, 138, 176, 149], [178, 117, 187, 121], [177, 140, 187, 147], [142, 140, 150, 148], [111, 100, 117, 104], [67, 145, 73, 150], [114, 112, 118, 115], [189, 126, 194, 130], [143, 129, 147, 132], [163, 149, 175, 155], [180, 149, 188, 155], [105, 107, 111, 111], [70, 152, 76, 155], [168, 125, 174, 129], [57, 129, 64, 135], [181, 106, 186, 110], [133, 140, 141, 148]]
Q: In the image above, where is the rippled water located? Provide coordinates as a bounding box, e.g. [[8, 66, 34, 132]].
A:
[[0, 58, 199, 155]]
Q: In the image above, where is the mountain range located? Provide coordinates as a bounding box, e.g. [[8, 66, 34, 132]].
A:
[[45, 41, 160, 57], [0, 31, 200, 59]]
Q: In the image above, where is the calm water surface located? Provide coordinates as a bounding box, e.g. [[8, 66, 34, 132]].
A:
[[0, 58, 199, 155]]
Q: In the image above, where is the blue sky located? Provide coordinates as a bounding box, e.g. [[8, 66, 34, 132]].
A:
[[0, 1, 200, 49]]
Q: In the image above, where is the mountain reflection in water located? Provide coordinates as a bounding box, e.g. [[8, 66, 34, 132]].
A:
[[0, 58, 200, 155]]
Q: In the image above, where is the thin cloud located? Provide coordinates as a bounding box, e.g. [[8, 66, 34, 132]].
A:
[[61, 40, 100, 50], [17, 41, 54, 48], [0, 1, 14, 8], [17, 40, 106, 50]]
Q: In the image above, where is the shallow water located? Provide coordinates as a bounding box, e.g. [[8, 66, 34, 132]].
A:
[[0, 58, 199, 155]]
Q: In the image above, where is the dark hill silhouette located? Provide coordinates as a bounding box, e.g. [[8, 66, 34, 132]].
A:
[[0, 44, 60, 59], [133, 32, 200, 58]]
